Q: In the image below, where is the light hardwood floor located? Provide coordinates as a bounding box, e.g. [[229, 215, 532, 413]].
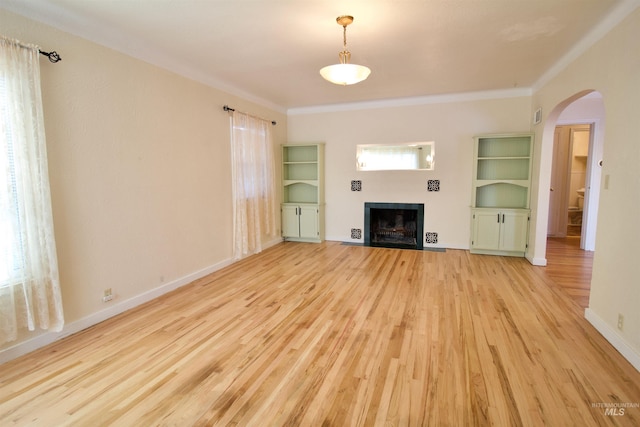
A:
[[1, 242, 638, 426], [546, 237, 593, 309]]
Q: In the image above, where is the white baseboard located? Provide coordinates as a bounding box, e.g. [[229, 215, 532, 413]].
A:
[[0, 239, 289, 364], [585, 308, 640, 372], [0, 257, 234, 364], [325, 235, 349, 243], [526, 254, 547, 266], [264, 237, 284, 249]]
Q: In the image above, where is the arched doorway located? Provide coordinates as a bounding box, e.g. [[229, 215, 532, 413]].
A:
[[547, 92, 604, 250], [541, 90, 604, 307]]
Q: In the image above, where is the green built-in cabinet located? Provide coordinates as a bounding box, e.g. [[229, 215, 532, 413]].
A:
[[470, 134, 533, 256], [281, 143, 325, 242]]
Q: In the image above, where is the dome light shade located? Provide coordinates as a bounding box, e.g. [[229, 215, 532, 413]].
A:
[[320, 15, 370, 85], [319, 63, 371, 85]]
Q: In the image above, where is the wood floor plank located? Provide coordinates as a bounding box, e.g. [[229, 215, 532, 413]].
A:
[[546, 237, 593, 309], [1, 241, 639, 426]]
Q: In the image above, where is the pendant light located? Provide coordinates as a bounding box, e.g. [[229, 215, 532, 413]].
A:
[[319, 15, 371, 85]]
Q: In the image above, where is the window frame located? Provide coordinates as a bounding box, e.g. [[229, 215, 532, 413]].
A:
[[356, 141, 435, 171]]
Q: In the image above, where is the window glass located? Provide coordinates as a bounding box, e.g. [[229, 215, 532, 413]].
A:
[[356, 142, 434, 171]]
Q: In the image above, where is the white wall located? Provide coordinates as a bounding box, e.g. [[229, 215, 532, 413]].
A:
[[0, 9, 286, 359], [531, 7, 640, 369], [288, 95, 531, 249]]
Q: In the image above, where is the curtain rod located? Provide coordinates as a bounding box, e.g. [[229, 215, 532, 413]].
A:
[[39, 50, 62, 63], [223, 105, 276, 125], [2, 36, 61, 63]]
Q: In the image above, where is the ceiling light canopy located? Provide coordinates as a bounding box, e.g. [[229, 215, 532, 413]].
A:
[[320, 15, 371, 85]]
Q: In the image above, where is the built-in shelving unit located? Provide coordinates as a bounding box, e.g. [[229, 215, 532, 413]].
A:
[[470, 134, 533, 256], [281, 143, 324, 242]]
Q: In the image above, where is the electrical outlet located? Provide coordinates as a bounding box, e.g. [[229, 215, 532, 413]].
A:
[[617, 314, 624, 330], [102, 288, 113, 303]]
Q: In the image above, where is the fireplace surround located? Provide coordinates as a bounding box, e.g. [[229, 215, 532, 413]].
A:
[[364, 202, 424, 250]]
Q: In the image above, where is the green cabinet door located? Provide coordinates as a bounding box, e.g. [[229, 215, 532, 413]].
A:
[[282, 205, 300, 238], [472, 209, 501, 250], [471, 208, 529, 255], [299, 205, 319, 239], [500, 210, 529, 252]]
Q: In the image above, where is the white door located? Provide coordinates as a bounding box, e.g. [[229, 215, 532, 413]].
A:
[[548, 126, 571, 237]]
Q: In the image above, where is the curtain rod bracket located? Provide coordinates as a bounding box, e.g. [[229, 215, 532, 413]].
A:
[[39, 50, 62, 63]]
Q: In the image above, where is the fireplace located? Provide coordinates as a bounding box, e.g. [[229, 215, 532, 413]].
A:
[[364, 202, 424, 250]]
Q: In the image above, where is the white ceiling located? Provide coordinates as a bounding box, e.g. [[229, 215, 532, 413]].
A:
[[3, 1, 638, 112]]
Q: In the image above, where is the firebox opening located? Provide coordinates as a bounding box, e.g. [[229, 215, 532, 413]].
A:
[[364, 202, 424, 250]]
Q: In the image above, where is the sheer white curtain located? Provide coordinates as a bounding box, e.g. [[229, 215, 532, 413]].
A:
[[357, 145, 420, 170], [0, 36, 64, 344], [230, 111, 277, 260]]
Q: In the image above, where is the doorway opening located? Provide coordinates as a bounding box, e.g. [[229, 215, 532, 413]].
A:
[[546, 92, 604, 252], [543, 91, 603, 306], [548, 124, 592, 240]]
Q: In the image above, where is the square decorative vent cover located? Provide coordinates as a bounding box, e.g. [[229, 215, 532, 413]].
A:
[[425, 232, 438, 244], [351, 180, 362, 191], [427, 180, 440, 192], [351, 228, 362, 239]]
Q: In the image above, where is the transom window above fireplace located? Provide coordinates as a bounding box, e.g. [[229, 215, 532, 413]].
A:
[[356, 141, 434, 171]]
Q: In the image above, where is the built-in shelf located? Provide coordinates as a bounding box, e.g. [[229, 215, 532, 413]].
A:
[[471, 134, 533, 257], [473, 135, 533, 209], [281, 143, 325, 242]]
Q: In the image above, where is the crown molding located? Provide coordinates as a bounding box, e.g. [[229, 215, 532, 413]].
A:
[[0, 1, 287, 114], [287, 88, 533, 115]]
